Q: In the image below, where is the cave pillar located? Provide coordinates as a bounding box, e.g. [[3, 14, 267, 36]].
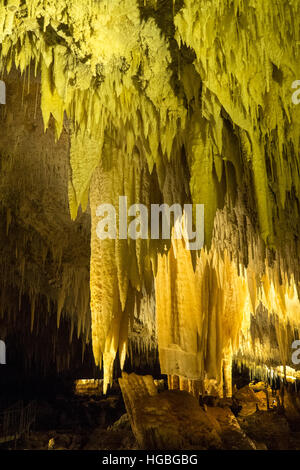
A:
[[168, 374, 202, 399], [168, 374, 180, 391]]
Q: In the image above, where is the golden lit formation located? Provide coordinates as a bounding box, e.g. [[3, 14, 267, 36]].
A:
[[0, 0, 300, 396]]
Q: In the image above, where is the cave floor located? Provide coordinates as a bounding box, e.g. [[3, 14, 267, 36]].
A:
[[2, 383, 300, 450]]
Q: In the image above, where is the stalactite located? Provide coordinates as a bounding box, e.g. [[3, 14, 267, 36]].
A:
[[0, 0, 299, 390]]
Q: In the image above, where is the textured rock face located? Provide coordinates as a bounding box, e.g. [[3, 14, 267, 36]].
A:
[[119, 372, 223, 449], [205, 406, 256, 450], [117, 372, 300, 451], [118, 372, 300, 450], [0, 1, 300, 393], [0, 69, 92, 371]]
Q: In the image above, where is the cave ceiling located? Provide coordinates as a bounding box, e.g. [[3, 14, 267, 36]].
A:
[[0, 0, 299, 392]]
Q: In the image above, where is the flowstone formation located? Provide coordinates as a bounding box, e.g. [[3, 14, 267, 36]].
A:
[[0, 0, 300, 393]]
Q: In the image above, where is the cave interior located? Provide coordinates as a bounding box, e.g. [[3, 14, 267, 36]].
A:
[[0, 0, 300, 451]]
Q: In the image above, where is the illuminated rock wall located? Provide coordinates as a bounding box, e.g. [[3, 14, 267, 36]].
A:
[[0, 1, 300, 391]]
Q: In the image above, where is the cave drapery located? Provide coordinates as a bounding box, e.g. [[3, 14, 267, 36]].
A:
[[0, 0, 300, 394]]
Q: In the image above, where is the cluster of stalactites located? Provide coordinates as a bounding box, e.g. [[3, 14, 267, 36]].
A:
[[213, 199, 300, 375], [1, 0, 299, 242], [89, 138, 155, 392], [0, 206, 91, 344], [154, 223, 300, 395], [1, 1, 300, 389], [155, 233, 248, 393], [0, 0, 186, 221], [175, 0, 300, 248], [0, 96, 92, 351], [233, 361, 300, 386], [2, 1, 299, 250]]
